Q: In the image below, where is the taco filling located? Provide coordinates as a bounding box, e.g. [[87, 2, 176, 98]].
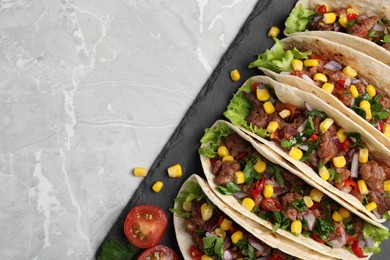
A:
[[199, 124, 389, 257], [285, 4, 390, 51], [223, 79, 390, 219], [171, 180, 293, 260], [248, 39, 390, 136]]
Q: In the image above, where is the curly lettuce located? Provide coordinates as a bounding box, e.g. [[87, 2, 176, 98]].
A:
[[248, 39, 311, 72], [362, 222, 390, 253], [285, 4, 316, 34], [198, 122, 234, 158]]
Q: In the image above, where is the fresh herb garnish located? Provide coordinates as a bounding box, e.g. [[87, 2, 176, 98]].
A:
[[315, 217, 335, 242], [268, 163, 285, 187], [203, 236, 224, 259], [292, 200, 306, 212], [98, 240, 142, 260], [216, 182, 241, 195], [307, 110, 327, 120], [344, 132, 362, 147], [236, 240, 257, 260]]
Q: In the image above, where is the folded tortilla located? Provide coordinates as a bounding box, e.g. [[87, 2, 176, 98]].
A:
[[251, 35, 390, 151], [284, 0, 390, 66], [173, 174, 334, 260]]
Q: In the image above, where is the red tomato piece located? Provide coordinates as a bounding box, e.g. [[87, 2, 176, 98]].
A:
[[251, 83, 258, 94], [310, 233, 326, 244], [335, 80, 345, 89], [250, 178, 266, 197], [351, 240, 367, 258], [261, 198, 282, 211], [317, 5, 327, 14], [189, 245, 202, 260], [310, 202, 319, 210], [267, 256, 284, 260], [307, 134, 319, 141], [347, 13, 357, 21], [347, 234, 358, 245], [124, 205, 168, 249], [341, 140, 349, 152], [377, 121, 384, 132], [138, 245, 179, 260], [344, 179, 359, 193]]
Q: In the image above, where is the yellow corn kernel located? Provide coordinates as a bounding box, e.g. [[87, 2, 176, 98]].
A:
[[384, 123, 390, 138], [133, 167, 148, 177], [256, 88, 271, 101], [263, 184, 274, 198], [167, 164, 183, 178], [267, 121, 279, 133], [292, 59, 303, 71], [313, 73, 328, 82], [323, 12, 337, 24], [222, 155, 235, 162], [384, 180, 390, 191], [253, 159, 267, 173], [332, 155, 346, 168], [220, 218, 233, 231], [231, 231, 243, 244], [152, 181, 163, 192], [215, 228, 226, 238], [359, 148, 369, 163], [310, 188, 324, 203], [322, 82, 334, 93], [343, 66, 358, 78], [336, 128, 347, 143], [201, 203, 213, 221], [332, 211, 343, 222], [304, 59, 319, 67], [263, 101, 275, 114], [268, 26, 280, 38], [359, 100, 371, 110], [366, 85, 376, 97], [339, 207, 351, 218], [347, 8, 358, 15], [235, 171, 246, 184], [319, 118, 334, 133], [230, 69, 240, 82], [289, 147, 303, 160], [217, 146, 229, 157], [303, 196, 314, 208], [366, 202, 377, 212], [242, 197, 256, 211], [349, 85, 359, 98], [182, 201, 192, 212], [291, 220, 302, 235], [358, 180, 368, 195], [364, 108, 372, 120], [319, 166, 330, 181], [339, 14, 348, 28], [201, 255, 213, 260], [279, 109, 291, 118]]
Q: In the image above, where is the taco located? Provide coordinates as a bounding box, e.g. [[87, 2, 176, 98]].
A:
[[222, 75, 390, 224], [248, 35, 390, 150], [283, 0, 390, 66], [171, 174, 334, 260], [198, 120, 390, 259]]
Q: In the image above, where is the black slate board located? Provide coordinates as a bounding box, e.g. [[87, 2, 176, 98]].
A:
[[95, 0, 390, 259]]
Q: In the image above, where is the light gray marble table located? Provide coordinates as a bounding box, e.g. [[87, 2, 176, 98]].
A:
[[0, 0, 258, 259]]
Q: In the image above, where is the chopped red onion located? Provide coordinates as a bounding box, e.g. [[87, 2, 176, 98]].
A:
[[233, 191, 248, 199], [265, 179, 278, 187], [331, 225, 347, 248], [351, 78, 362, 84], [350, 97, 355, 107], [365, 236, 375, 248], [350, 153, 359, 178], [358, 239, 366, 248], [297, 118, 308, 132], [374, 24, 385, 31], [299, 144, 309, 151], [304, 101, 313, 111], [280, 71, 291, 75], [345, 77, 352, 87], [362, 78, 368, 86], [331, 136, 342, 151], [301, 74, 315, 85], [372, 209, 381, 219], [248, 237, 267, 252], [333, 23, 341, 32], [324, 60, 343, 71], [314, 16, 322, 22], [331, 239, 344, 248], [357, 15, 368, 21], [224, 251, 233, 260], [341, 186, 352, 193], [303, 212, 316, 230]]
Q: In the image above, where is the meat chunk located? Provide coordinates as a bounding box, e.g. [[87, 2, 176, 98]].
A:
[[223, 133, 250, 157], [317, 125, 340, 163], [212, 160, 223, 176], [285, 206, 304, 221], [333, 86, 354, 107], [350, 189, 364, 202], [360, 160, 386, 191], [382, 43, 390, 52], [355, 82, 366, 95], [324, 69, 348, 83], [281, 192, 303, 207], [282, 172, 305, 188], [335, 168, 351, 189], [369, 191, 390, 215], [214, 161, 241, 185], [347, 16, 379, 38]]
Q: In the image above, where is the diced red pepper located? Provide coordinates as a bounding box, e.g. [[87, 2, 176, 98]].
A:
[[310, 233, 326, 244], [352, 240, 367, 258], [308, 134, 319, 141], [335, 80, 345, 89], [317, 5, 327, 14], [189, 245, 203, 260], [218, 216, 224, 226], [250, 178, 266, 197], [310, 201, 319, 210], [261, 198, 282, 211], [345, 179, 359, 192], [346, 234, 358, 245], [341, 140, 349, 152], [251, 83, 258, 94], [377, 121, 384, 132], [347, 13, 357, 21]]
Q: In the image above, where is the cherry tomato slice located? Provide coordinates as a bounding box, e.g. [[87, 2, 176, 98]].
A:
[[335, 80, 345, 89], [347, 13, 357, 21], [307, 134, 319, 141], [344, 179, 359, 193], [189, 245, 202, 260], [310, 202, 319, 210], [138, 245, 179, 260], [310, 233, 326, 244], [261, 198, 282, 211], [251, 83, 259, 94], [341, 140, 349, 152], [250, 178, 266, 197], [124, 205, 168, 249], [317, 4, 327, 14], [351, 240, 367, 258]]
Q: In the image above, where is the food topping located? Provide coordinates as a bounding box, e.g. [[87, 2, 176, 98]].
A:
[[230, 69, 241, 82], [268, 26, 280, 38], [133, 167, 148, 177]]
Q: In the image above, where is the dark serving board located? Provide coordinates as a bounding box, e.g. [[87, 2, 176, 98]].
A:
[[95, 0, 390, 259]]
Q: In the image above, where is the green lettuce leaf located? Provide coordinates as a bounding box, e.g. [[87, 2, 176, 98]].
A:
[[170, 181, 205, 218], [248, 39, 311, 72], [363, 222, 390, 244], [198, 122, 234, 158], [98, 240, 142, 260], [285, 4, 316, 34]]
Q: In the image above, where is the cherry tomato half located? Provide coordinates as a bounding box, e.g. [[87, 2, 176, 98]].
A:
[[261, 198, 282, 211], [124, 205, 168, 249], [344, 179, 359, 193], [310, 233, 326, 244], [138, 245, 179, 260], [189, 245, 202, 260], [317, 4, 327, 14], [351, 240, 367, 258], [250, 178, 266, 197]]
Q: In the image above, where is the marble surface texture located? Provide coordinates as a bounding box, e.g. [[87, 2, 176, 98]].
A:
[[0, 0, 257, 259]]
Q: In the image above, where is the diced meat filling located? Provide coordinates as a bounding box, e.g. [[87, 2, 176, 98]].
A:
[[369, 191, 390, 215], [214, 161, 241, 186], [317, 125, 339, 163], [223, 133, 250, 157], [347, 16, 379, 39], [360, 160, 386, 191]]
